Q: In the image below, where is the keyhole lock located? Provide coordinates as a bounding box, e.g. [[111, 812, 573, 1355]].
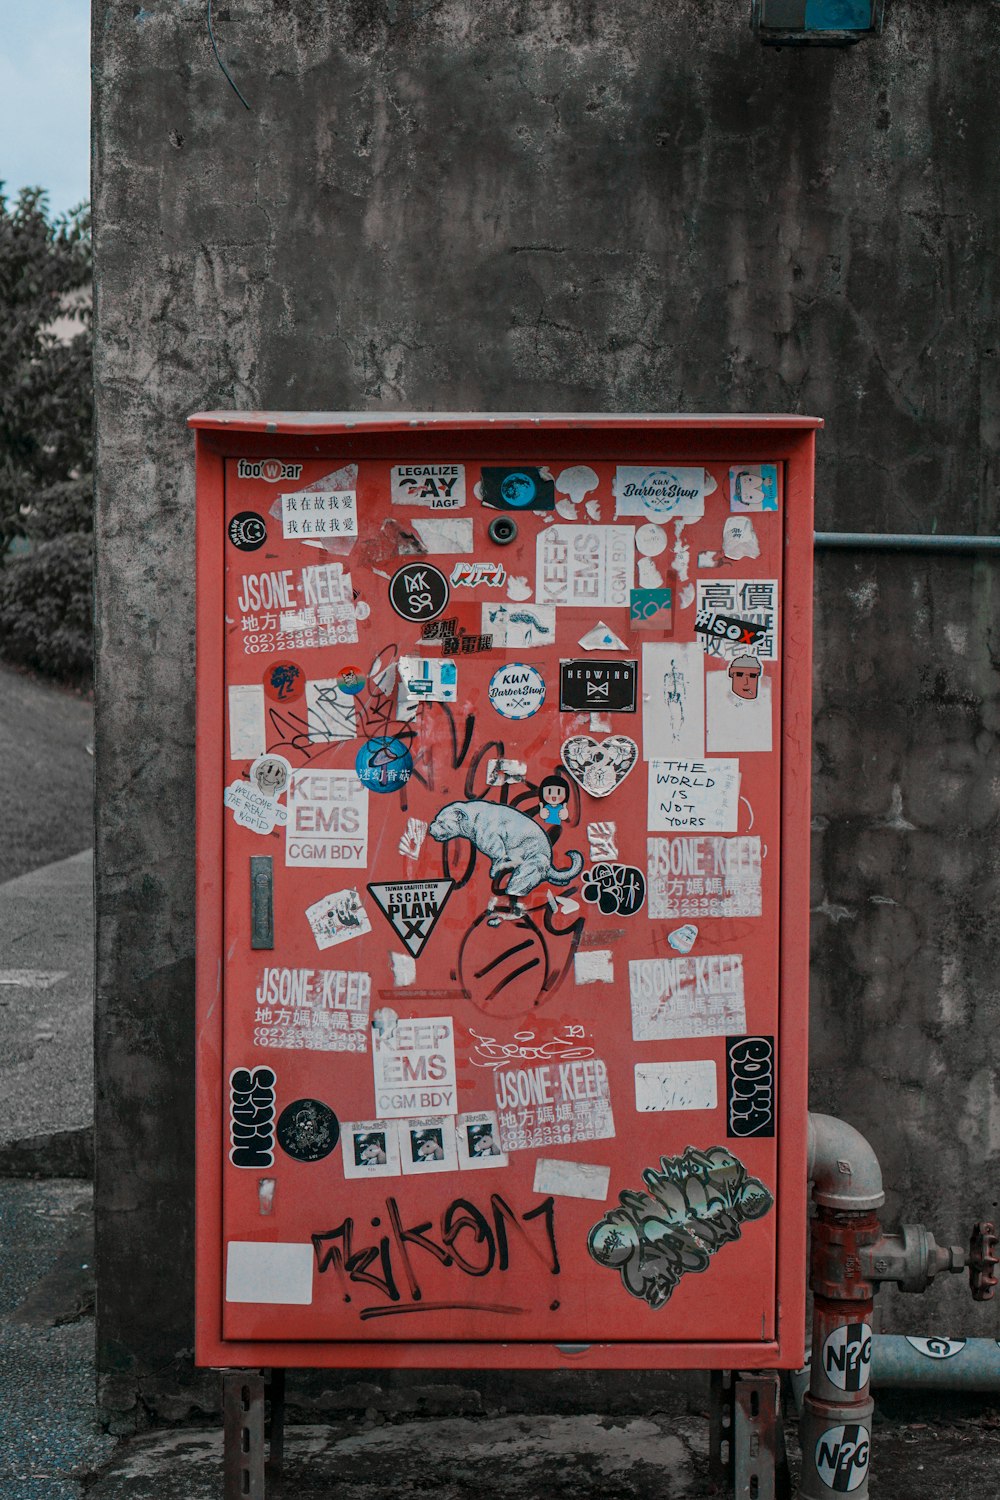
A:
[[488, 516, 518, 545]]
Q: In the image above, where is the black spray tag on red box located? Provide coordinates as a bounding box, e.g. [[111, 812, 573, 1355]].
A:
[[559, 660, 637, 712], [481, 466, 555, 511], [725, 1035, 775, 1138]]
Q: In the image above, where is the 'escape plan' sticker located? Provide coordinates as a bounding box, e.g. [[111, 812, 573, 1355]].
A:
[[536, 526, 634, 608], [629, 954, 747, 1041], [647, 835, 762, 919], [391, 464, 466, 508]]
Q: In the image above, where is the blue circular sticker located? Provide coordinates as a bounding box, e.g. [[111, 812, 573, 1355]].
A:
[[488, 663, 546, 720], [499, 471, 539, 508], [356, 735, 413, 793]]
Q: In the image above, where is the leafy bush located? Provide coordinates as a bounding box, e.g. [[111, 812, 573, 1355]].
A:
[[0, 533, 92, 684]]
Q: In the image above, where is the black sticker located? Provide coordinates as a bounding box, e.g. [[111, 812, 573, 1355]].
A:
[[228, 511, 268, 551], [559, 660, 637, 712], [388, 563, 450, 623], [694, 610, 768, 650], [276, 1098, 340, 1162], [481, 466, 555, 511], [725, 1035, 775, 1138], [582, 864, 646, 915], [367, 879, 454, 956], [229, 1066, 275, 1168]]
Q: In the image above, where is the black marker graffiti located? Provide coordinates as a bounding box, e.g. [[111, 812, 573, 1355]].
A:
[[588, 1145, 773, 1309]]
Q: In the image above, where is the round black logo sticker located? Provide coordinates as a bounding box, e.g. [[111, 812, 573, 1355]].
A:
[[388, 563, 449, 623], [276, 1099, 340, 1162], [228, 511, 268, 551]]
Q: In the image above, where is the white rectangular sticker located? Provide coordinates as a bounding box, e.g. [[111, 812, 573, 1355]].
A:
[[481, 601, 557, 649], [536, 526, 634, 608], [286, 770, 368, 867], [456, 1111, 508, 1169], [494, 1058, 615, 1151], [630, 954, 747, 1041], [647, 835, 763, 919], [253, 966, 371, 1054], [372, 1016, 457, 1119], [574, 950, 614, 984], [391, 464, 466, 508], [399, 1115, 459, 1175], [398, 656, 458, 703], [304, 679, 357, 743], [641, 642, 705, 759], [706, 668, 773, 753], [410, 517, 473, 553], [225, 1241, 314, 1304], [282, 489, 358, 539], [305, 888, 371, 950], [228, 684, 266, 760], [634, 1060, 718, 1112], [613, 466, 705, 523], [532, 1158, 611, 1201], [695, 579, 779, 661], [647, 759, 740, 833], [342, 1119, 402, 1178]]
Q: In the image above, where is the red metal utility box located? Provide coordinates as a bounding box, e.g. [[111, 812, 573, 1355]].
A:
[[192, 412, 818, 1372]]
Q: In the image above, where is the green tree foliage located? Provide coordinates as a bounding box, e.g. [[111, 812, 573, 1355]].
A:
[[0, 188, 92, 683]]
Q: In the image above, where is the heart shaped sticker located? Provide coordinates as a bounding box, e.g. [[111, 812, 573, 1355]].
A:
[[561, 735, 638, 799]]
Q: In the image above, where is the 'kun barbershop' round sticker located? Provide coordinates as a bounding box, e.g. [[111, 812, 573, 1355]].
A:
[[228, 511, 268, 551], [488, 663, 545, 720]]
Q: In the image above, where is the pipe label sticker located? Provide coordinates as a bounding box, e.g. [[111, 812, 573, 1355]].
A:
[[366, 879, 454, 957], [823, 1323, 873, 1392], [814, 1423, 870, 1492], [903, 1336, 967, 1359], [725, 1035, 775, 1138]]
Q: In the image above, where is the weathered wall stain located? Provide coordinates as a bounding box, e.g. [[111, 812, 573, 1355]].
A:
[[94, 0, 1000, 1419]]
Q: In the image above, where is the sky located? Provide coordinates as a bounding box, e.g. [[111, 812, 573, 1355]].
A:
[[0, 0, 91, 217]]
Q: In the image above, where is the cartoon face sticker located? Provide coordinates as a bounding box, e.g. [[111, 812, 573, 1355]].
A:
[[251, 754, 291, 798], [537, 773, 571, 826], [728, 654, 762, 701]]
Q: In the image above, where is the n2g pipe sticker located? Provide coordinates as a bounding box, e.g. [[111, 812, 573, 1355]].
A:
[[822, 1323, 873, 1392]]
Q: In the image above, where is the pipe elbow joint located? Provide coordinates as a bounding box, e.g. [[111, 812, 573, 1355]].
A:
[[808, 1111, 886, 1212]]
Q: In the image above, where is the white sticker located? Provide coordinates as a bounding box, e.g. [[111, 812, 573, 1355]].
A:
[[648, 835, 762, 919], [224, 754, 291, 834], [391, 463, 466, 508], [303, 679, 357, 742], [482, 601, 557, 648], [823, 1323, 873, 1391], [400, 1115, 459, 1174], [489, 662, 546, 719], [228, 684, 266, 760], [641, 642, 705, 759], [729, 464, 778, 512], [647, 759, 740, 833], [253, 966, 371, 1053], [485, 757, 527, 786], [536, 526, 634, 608], [285, 769, 368, 867], [635, 523, 669, 558], [507, 575, 532, 601], [411, 517, 474, 553], [577, 621, 628, 652], [533, 1158, 610, 1201], [562, 734, 638, 798], [554, 465, 599, 507], [494, 1058, 615, 1150], [372, 1016, 457, 1118], [634, 1060, 717, 1112], [706, 667, 772, 753], [389, 952, 416, 987], [574, 950, 614, 984], [398, 817, 427, 859], [342, 1119, 402, 1178], [225, 1241, 314, 1304], [723, 515, 760, 560], [238, 562, 358, 650], [586, 821, 618, 860], [904, 1336, 967, 1359], [398, 656, 458, 703], [630, 954, 747, 1041], [614, 467, 705, 522], [282, 488, 357, 539], [456, 1110, 508, 1169], [450, 561, 506, 588], [305, 888, 372, 950], [667, 923, 699, 954], [696, 579, 779, 661]]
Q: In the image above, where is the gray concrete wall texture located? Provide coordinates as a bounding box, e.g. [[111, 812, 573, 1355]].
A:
[[93, 0, 1000, 1422]]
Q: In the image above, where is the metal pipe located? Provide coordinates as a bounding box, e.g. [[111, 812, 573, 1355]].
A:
[[872, 1335, 1000, 1391], [815, 531, 1000, 553], [808, 1112, 885, 1212]]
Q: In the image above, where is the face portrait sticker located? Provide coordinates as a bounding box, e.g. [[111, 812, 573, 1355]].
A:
[[729, 654, 762, 700], [388, 562, 450, 623], [729, 463, 778, 512], [228, 511, 268, 551]]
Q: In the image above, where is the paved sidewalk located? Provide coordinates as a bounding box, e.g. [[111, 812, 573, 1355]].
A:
[[0, 850, 94, 1173]]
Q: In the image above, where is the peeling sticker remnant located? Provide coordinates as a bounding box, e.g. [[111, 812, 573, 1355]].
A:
[[588, 1146, 773, 1307], [225, 1241, 314, 1305], [587, 821, 618, 860], [634, 1060, 717, 1113], [410, 517, 474, 554], [578, 621, 628, 652], [648, 835, 762, 920], [630, 953, 747, 1040], [533, 1157, 610, 1201], [228, 683, 266, 760], [305, 888, 372, 950], [641, 643, 705, 760]]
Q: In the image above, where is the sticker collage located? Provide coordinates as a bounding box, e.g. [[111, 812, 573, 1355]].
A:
[[222, 455, 783, 1335]]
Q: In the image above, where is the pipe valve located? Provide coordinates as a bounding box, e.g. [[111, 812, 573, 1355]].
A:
[[969, 1221, 998, 1302], [859, 1223, 965, 1294]]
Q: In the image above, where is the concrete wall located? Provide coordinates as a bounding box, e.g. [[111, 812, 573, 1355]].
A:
[[93, 0, 1000, 1423]]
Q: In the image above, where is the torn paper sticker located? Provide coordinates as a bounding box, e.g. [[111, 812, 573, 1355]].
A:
[[400, 1115, 459, 1174], [286, 769, 368, 867], [634, 1060, 718, 1112], [342, 1119, 402, 1178], [391, 464, 466, 508], [486, 757, 527, 786], [482, 601, 556, 648], [587, 821, 618, 860], [282, 487, 357, 540], [389, 952, 416, 987], [372, 1016, 457, 1118], [648, 758, 740, 833], [648, 835, 762, 919], [457, 1110, 508, 1169], [630, 954, 747, 1041], [494, 1058, 615, 1150], [228, 683, 266, 760], [706, 666, 772, 753], [533, 1158, 610, 1201], [305, 888, 371, 950], [641, 642, 705, 760], [411, 517, 474, 554], [536, 526, 633, 608], [614, 467, 705, 523], [574, 950, 614, 984], [555, 465, 599, 507], [398, 817, 427, 859]]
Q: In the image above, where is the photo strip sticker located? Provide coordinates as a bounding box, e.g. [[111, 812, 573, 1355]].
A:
[[400, 1116, 459, 1175], [341, 1119, 402, 1179], [456, 1111, 508, 1170]]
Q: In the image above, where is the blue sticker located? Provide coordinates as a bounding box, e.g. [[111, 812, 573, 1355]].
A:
[[355, 736, 413, 794]]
